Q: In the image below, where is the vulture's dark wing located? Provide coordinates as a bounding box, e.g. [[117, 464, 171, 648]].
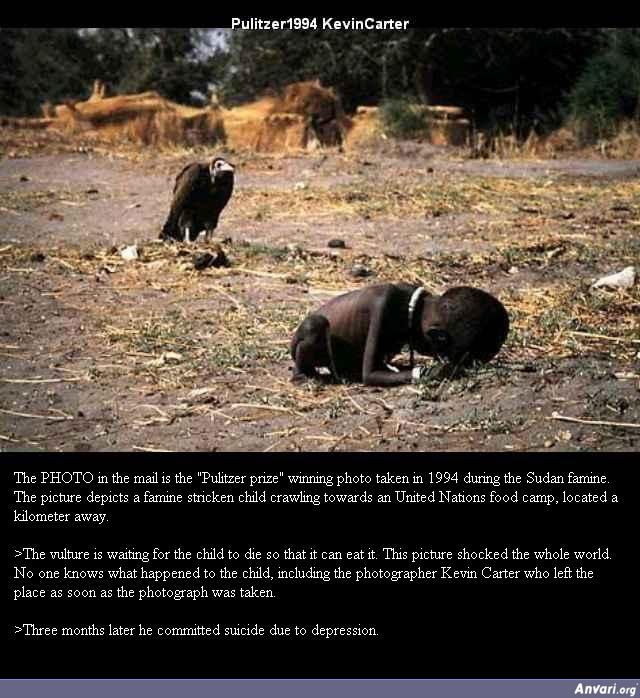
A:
[[172, 163, 197, 195], [160, 163, 208, 239], [170, 163, 209, 216]]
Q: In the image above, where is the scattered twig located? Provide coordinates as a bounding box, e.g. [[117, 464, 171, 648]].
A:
[[132, 446, 178, 452], [371, 397, 394, 414], [568, 331, 640, 345], [0, 377, 83, 384], [48, 408, 74, 420], [50, 256, 76, 271], [202, 284, 244, 310], [0, 434, 41, 447], [0, 408, 71, 421], [341, 387, 375, 415], [230, 402, 304, 417], [328, 429, 359, 451], [550, 412, 640, 430]]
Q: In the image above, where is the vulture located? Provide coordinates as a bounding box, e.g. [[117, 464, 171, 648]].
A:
[[160, 157, 235, 243]]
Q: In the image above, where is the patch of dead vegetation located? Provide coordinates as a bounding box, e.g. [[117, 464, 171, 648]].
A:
[[2, 233, 637, 389], [1, 146, 639, 452], [224, 173, 640, 229]]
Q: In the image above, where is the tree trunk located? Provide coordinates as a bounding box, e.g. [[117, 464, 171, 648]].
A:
[[414, 62, 434, 105]]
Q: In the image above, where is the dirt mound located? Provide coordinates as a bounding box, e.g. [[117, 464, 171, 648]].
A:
[[1, 80, 470, 153], [223, 80, 347, 152], [4, 80, 346, 152], [2, 81, 224, 147], [543, 127, 578, 154], [51, 84, 225, 146], [344, 104, 469, 150], [343, 107, 380, 149], [0, 116, 55, 130]]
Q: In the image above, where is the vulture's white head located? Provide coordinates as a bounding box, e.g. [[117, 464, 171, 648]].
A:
[[210, 157, 235, 181]]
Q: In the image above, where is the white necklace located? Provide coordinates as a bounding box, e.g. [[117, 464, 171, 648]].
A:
[[408, 287, 425, 368]]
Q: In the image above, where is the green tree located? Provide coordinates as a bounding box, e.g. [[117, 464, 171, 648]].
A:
[[112, 29, 214, 103], [220, 28, 601, 133], [0, 28, 97, 115], [569, 28, 640, 139]]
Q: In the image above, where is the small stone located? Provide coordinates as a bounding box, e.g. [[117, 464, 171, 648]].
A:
[[119, 245, 139, 262], [182, 387, 219, 405], [592, 266, 636, 290], [146, 357, 165, 368], [350, 264, 373, 278], [328, 239, 346, 249], [30, 252, 46, 263], [19, 175, 29, 182], [163, 352, 183, 363]]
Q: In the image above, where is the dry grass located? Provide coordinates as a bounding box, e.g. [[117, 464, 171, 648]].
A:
[[605, 120, 640, 158], [1, 135, 639, 451], [2, 81, 343, 153], [470, 119, 640, 160], [2, 90, 226, 148], [228, 173, 640, 224], [222, 81, 345, 152], [2, 224, 638, 452], [2, 218, 638, 392]]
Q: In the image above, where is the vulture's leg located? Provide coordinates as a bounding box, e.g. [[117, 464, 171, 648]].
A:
[[177, 212, 194, 244]]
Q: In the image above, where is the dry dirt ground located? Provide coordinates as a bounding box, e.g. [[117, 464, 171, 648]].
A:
[[1, 132, 639, 452]]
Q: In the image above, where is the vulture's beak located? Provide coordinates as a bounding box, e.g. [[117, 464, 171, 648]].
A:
[[218, 161, 235, 173]]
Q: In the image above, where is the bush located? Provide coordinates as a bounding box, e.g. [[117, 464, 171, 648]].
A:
[[568, 30, 640, 143], [379, 98, 427, 139]]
